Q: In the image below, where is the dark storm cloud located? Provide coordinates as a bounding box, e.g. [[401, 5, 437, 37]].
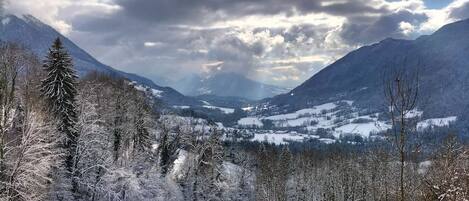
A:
[[206, 35, 262, 74], [113, 0, 388, 25], [58, 0, 439, 87], [340, 10, 428, 44], [320, 1, 388, 16]]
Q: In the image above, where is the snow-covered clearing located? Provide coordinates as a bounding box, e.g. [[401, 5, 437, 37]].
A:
[[203, 105, 235, 114], [334, 121, 391, 138], [417, 116, 457, 131], [250, 132, 319, 145], [264, 102, 338, 121], [238, 117, 263, 127]]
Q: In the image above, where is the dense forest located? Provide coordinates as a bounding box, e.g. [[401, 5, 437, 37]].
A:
[[0, 38, 468, 201]]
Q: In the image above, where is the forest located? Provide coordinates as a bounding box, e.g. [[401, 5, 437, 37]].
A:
[[0, 38, 468, 201]]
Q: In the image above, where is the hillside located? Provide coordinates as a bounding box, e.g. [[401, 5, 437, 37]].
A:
[[264, 18, 469, 123], [0, 14, 201, 106]]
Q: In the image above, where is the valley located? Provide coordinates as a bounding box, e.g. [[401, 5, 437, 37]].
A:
[[1, 2, 469, 199]]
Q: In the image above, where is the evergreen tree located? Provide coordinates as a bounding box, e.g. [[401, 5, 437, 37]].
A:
[[40, 37, 79, 193]]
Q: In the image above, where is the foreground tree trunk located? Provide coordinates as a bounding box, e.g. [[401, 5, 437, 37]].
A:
[[384, 68, 419, 201]]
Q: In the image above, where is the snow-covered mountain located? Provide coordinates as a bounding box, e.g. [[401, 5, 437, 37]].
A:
[[228, 18, 469, 141], [174, 72, 288, 100], [0, 14, 201, 106], [262, 18, 469, 121]]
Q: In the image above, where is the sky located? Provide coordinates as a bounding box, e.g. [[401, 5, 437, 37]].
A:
[[2, 0, 469, 87]]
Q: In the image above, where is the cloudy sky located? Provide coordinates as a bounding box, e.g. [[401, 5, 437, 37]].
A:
[[3, 0, 469, 87]]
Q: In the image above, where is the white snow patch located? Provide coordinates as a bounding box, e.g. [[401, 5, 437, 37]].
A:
[[170, 150, 188, 180], [2, 17, 10, 25], [418, 161, 432, 174], [151, 143, 159, 151], [133, 84, 164, 97], [216, 122, 225, 128], [264, 102, 337, 121], [134, 85, 146, 92], [151, 89, 163, 97], [238, 117, 263, 127], [319, 138, 336, 144], [242, 106, 254, 111], [334, 121, 391, 138], [203, 105, 235, 114], [417, 116, 457, 131], [405, 109, 423, 118], [250, 133, 317, 145], [173, 105, 190, 109]]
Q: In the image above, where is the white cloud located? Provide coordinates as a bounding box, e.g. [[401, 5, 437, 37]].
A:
[[265, 55, 330, 65], [4, 0, 120, 35], [399, 21, 415, 35], [144, 41, 164, 47], [419, 0, 469, 33]]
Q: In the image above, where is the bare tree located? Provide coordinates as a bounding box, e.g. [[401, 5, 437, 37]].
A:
[[384, 68, 419, 201], [0, 43, 22, 174], [2, 110, 60, 201]]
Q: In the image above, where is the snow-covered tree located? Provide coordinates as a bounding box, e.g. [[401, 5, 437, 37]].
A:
[[40, 37, 79, 195], [2, 111, 61, 201], [0, 43, 22, 178]]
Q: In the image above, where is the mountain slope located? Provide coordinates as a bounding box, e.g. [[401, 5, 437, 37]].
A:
[[265, 18, 469, 121], [174, 72, 288, 100], [0, 14, 200, 106]]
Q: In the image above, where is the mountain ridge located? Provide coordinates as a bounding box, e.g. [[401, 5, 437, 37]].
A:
[[0, 14, 201, 107], [262, 18, 469, 124]]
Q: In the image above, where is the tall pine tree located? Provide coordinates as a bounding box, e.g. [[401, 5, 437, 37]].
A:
[[40, 37, 79, 194]]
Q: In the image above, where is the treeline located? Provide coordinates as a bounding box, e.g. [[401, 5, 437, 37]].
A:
[[238, 136, 468, 201]]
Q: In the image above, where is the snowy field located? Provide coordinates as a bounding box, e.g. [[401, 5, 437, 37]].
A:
[[238, 117, 264, 127], [200, 101, 236, 114], [165, 101, 457, 146], [417, 116, 457, 131], [203, 105, 235, 114], [238, 101, 392, 139], [237, 101, 458, 143], [250, 132, 320, 145]]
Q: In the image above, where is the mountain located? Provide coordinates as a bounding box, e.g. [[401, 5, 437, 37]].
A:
[[264, 18, 469, 123], [0, 14, 200, 106], [174, 72, 288, 100]]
